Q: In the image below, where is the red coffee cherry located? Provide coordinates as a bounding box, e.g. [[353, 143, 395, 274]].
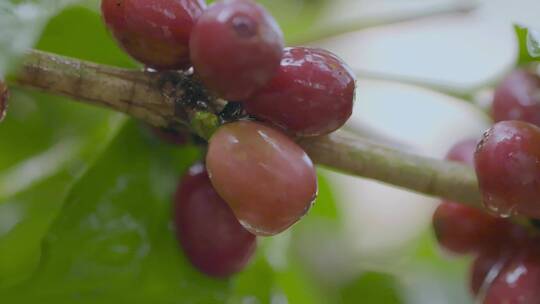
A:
[[470, 250, 504, 296], [433, 201, 503, 255], [446, 138, 478, 166], [174, 163, 256, 278], [492, 69, 540, 126], [469, 228, 530, 296], [101, 0, 205, 70], [245, 47, 356, 137], [475, 121, 540, 218], [482, 244, 540, 304], [206, 121, 318, 236], [190, 0, 284, 100], [434, 139, 499, 254]]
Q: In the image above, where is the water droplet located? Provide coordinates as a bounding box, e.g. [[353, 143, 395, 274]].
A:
[[239, 219, 271, 236], [484, 194, 517, 218], [506, 265, 528, 286], [143, 66, 157, 73], [477, 255, 511, 301], [527, 29, 540, 58]]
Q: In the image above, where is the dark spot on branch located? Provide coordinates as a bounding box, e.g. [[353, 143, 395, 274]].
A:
[[531, 219, 540, 230], [219, 101, 249, 123], [157, 71, 217, 124]]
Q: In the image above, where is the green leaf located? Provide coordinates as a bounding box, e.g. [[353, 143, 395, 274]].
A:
[[0, 122, 225, 303], [339, 272, 403, 304], [0, 3, 347, 302], [0, 0, 82, 76], [0, 90, 125, 288], [514, 24, 540, 66], [35, 5, 137, 68], [229, 250, 276, 304], [0, 121, 328, 303], [309, 173, 340, 221], [527, 29, 540, 59], [0, 4, 133, 288], [255, 0, 328, 44]]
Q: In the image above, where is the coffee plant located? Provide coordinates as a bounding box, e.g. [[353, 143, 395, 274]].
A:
[[0, 0, 539, 303]]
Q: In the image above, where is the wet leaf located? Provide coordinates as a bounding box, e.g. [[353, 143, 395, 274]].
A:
[[515, 25, 540, 66]]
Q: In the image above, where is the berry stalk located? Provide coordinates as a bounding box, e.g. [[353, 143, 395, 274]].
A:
[[11, 50, 482, 207], [14, 50, 223, 137]]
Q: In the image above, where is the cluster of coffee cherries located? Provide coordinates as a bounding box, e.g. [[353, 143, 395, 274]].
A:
[[102, 0, 355, 277], [433, 68, 540, 302]]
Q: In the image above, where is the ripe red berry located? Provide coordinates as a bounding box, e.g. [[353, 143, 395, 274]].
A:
[[475, 121, 540, 218], [245, 47, 356, 137], [482, 244, 540, 304], [190, 0, 284, 100], [470, 251, 504, 296], [0, 80, 8, 122], [174, 163, 256, 278], [492, 69, 540, 126], [434, 139, 501, 254], [432, 201, 502, 254], [101, 0, 205, 70], [150, 127, 189, 145], [206, 121, 318, 236], [446, 138, 478, 166]]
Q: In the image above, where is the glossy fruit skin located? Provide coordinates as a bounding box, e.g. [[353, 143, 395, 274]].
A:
[[492, 69, 540, 126], [469, 227, 529, 296], [433, 201, 503, 255], [482, 244, 540, 304], [101, 0, 205, 70], [206, 121, 318, 236], [245, 47, 356, 137], [446, 138, 478, 166], [190, 0, 284, 100], [174, 163, 256, 278], [475, 121, 540, 218], [0, 80, 8, 122], [470, 251, 504, 296], [434, 139, 501, 254]]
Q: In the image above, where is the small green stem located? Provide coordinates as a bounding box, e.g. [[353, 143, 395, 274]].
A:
[[190, 111, 220, 141]]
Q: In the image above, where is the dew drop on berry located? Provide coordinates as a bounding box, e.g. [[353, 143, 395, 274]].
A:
[[474, 121, 540, 219], [433, 139, 525, 255]]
